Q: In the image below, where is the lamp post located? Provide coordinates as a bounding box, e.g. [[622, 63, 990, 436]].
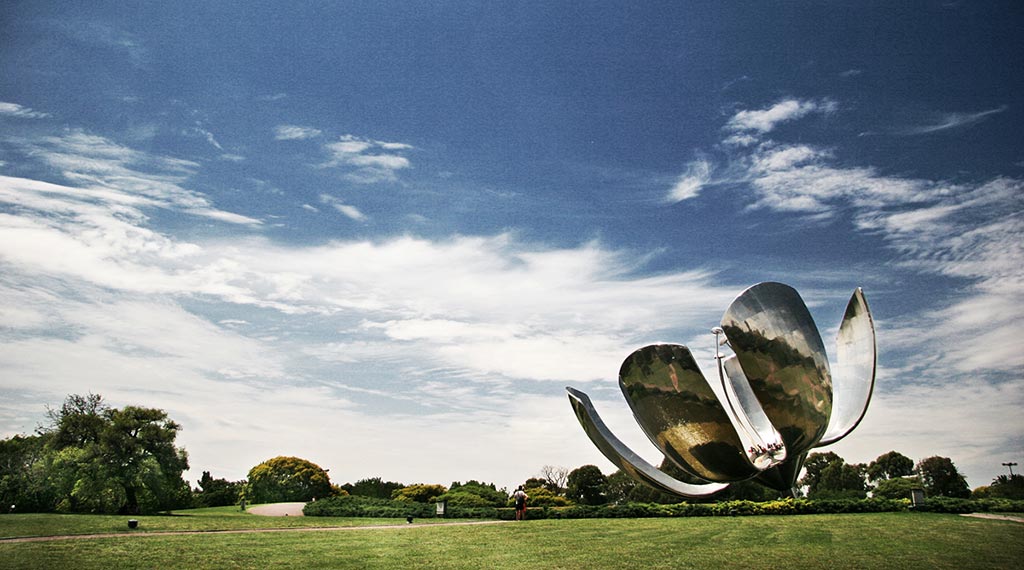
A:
[[1002, 462, 1017, 477]]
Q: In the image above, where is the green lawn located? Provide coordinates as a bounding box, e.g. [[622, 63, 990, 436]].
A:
[[1, 512, 1022, 569], [0, 505, 451, 539]]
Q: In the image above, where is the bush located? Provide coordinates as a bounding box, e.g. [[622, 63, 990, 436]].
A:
[[247, 456, 333, 504], [304, 495, 1024, 520]]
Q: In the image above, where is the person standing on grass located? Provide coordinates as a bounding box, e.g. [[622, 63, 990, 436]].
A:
[[513, 485, 528, 520]]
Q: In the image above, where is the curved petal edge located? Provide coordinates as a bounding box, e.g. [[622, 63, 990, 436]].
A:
[[817, 287, 876, 446], [566, 387, 728, 498]]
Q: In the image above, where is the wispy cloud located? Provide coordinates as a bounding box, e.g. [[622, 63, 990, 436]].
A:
[[725, 98, 836, 140], [666, 158, 712, 203], [2, 129, 261, 226], [319, 193, 366, 221], [0, 102, 51, 119], [671, 98, 1024, 382], [323, 134, 414, 183], [274, 125, 322, 140], [895, 105, 1008, 135]]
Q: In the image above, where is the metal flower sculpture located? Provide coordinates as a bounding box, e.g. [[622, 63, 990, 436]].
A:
[[566, 282, 876, 497]]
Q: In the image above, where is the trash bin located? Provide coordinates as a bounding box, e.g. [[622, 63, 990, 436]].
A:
[[128, 519, 139, 529]]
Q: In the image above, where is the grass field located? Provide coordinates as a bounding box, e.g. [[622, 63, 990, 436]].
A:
[[1, 510, 1022, 569]]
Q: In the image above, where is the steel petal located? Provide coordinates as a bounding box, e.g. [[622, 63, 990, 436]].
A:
[[721, 282, 832, 456], [566, 387, 728, 498], [618, 344, 759, 482], [817, 288, 876, 446]]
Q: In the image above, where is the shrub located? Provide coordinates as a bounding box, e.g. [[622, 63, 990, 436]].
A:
[[247, 456, 332, 504]]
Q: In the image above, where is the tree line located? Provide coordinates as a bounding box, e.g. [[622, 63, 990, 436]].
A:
[[2, 394, 1021, 514]]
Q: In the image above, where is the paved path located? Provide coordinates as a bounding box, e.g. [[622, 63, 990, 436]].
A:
[[0, 519, 510, 544], [961, 513, 1024, 523], [246, 502, 306, 516]]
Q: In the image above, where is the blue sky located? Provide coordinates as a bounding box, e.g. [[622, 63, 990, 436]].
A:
[[1, 1, 1021, 492]]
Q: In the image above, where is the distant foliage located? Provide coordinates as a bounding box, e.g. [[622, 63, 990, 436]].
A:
[[871, 476, 922, 500], [341, 477, 405, 499], [0, 394, 191, 515], [194, 471, 245, 507], [800, 452, 867, 499], [867, 451, 915, 482], [917, 456, 971, 498], [437, 481, 507, 507], [567, 465, 608, 505], [973, 475, 1024, 500], [522, 487, 573, 507], [391, 483, 447, 503], [247, 456, 333, 503]]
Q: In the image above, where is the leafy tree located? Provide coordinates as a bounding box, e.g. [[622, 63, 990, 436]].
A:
[[46, 393, 107, 448], [604, 470, 639, 504], [247, 456, 333, 503], [800, 452, 866, 499], [195, 471, 245, 507], [978, 474, 1024, 500], [438, 480, 507, 507], [917, 456, 970, 498], [101, 406, 191, 514], [799, 451, 843, 492], [872, 476, 922, 500], [391, 483, 447, 503], [1, 394, 191, 514], [342, 477, 404, 499], [567, 465, 608, 505], [521, 486, 573, 507], [0, 434, 54, 512], [867, 451, 915, 482]]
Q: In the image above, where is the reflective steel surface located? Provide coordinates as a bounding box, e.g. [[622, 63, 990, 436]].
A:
[[565, 282, 876, 498], [721, 282, 832, 457], [618, 344, 759, 482], [566, 387, 727, 497], [818, 288, 876, 446]]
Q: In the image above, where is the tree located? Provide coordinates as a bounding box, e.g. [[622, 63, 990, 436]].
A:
[[867, 451, 914, 482], [539, 465, 570, 494], [391, 483, 447, 503], [247, 456, 333, 503], [566, 465, 608, 505], [101, 406, 191, 514], [872, 476, 922, 500], [520, 486, 573, 507], [800, 452, 866, 499], [916, 456, 970, 498], [342, 477, 404, 499], [978, 474, 1024, 500], [0, 434, 54, 512], [195, 472, 245, 507], [438, 481, 507, 507]]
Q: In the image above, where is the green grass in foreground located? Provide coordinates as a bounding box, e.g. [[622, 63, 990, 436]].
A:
[[1, 512, 1022, 569], [0, 505, 454, 539]]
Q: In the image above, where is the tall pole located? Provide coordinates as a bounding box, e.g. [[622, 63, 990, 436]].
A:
[[1002, 462, 1017, 477]]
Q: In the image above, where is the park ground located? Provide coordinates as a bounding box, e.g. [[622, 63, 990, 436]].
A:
[[1, 506, 1022, 569]]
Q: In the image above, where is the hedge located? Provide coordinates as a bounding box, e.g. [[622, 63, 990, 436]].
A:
[[303, 496, 1024, 519]]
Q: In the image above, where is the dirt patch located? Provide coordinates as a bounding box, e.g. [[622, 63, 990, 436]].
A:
[[247, 502, 306, 517]]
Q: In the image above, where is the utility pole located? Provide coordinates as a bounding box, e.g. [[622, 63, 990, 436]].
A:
[[1002, 462, 1017, 477]]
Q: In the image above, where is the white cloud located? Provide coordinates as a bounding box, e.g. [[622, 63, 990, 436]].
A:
[[0, 101, 51, 119], [3, 130, 261, 226], [322, 134, 414, 183], [274, 125, 323, 140], [692, 100, 1024, 385], [726, 98, 836, 135], [666, 158, 712, 203], [318, 193, 366, 221], [897, 106, 1007, 135]]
